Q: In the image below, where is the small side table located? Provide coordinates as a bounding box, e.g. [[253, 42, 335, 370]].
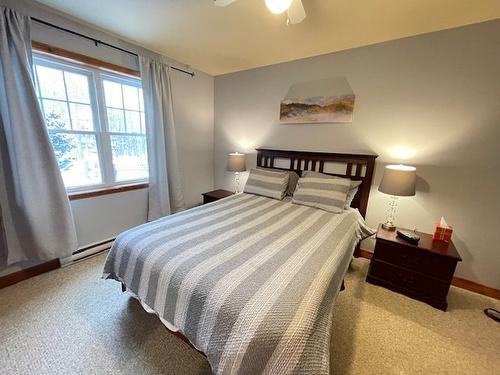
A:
[[202, 189, 234, 204], [366, 224, 462, 311]]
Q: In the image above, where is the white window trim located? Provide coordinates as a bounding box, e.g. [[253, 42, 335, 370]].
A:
[[33, 53, 148, 193]]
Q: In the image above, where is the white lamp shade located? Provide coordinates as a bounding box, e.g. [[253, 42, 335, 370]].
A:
[[265, 0, 293, 14], [227, 152, 246, 172], [378, 164, 416, 197]]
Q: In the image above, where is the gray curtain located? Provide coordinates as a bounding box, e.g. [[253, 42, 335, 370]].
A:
[[140, 56, 185, 220], [0, 7, 78, 267]]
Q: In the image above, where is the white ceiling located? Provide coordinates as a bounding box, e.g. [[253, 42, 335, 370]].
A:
[[34, 0, 500, 75]]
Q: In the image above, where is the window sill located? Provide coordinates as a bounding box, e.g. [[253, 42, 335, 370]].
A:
[[68, 182, 148, 201]]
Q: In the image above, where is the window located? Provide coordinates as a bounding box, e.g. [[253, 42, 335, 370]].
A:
[[103, 79, 147, 182], [33, 55, 148, 191]]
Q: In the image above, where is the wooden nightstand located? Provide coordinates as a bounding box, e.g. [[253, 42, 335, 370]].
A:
[[202, 189, 234, 204], [366, 224, 462, 311]]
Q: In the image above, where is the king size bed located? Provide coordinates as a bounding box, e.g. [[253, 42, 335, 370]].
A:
[[103, 148, 377, 374]]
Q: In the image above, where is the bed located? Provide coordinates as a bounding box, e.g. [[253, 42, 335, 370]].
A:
[[103, 148, 377, 374]]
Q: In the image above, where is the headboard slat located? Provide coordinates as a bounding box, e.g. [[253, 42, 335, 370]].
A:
[[346, 163, 353, 177], [256, 148, 377, 218], [319, 160, 324, 173], [355, 164, 362, 177]]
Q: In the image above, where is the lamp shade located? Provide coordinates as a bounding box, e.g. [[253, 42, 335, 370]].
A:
[[227, 152, 246, 172], [265, 0, 293, 14], [378, 164, 416, 197]]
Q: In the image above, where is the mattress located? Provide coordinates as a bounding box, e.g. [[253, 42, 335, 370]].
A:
[[103, 193, 373, 374]]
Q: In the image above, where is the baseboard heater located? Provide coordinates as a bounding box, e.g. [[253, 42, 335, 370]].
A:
[[60, 237, 115, 266]]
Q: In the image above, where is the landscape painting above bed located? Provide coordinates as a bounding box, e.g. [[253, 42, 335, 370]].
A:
[[280, 94, 355, 123]]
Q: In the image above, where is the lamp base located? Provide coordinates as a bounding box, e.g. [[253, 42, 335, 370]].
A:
[[382, 195, 398, 231], [233, 172, 241, 194], [382, 222, 396, 231]]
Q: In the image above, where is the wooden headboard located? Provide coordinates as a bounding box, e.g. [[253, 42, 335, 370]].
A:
[[256, 148, 378, 218]]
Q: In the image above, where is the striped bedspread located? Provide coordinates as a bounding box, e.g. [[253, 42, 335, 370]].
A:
[[103, 193, 373, 374]]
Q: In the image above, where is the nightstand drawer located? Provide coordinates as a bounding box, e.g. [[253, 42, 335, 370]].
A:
[[203, 195, 218, 204], [369, 259, 449, 300], [374, 240, 456, 282], [202, 189, 234, 205]]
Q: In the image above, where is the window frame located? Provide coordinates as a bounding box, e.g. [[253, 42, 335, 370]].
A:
[[33, 53, 149, 193]]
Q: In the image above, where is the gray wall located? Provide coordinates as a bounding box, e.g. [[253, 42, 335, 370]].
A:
[[0, 0, 214, 275], [214, 20, 500, 289]]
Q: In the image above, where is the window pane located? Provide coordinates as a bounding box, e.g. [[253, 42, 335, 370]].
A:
[[110, 135, 148, 182], [123, 85, 139, 110], [43, 99, 71, 130], [69, 103, 94, 131], [139, 88, 144, 111], [140, 112, 146, 133], [107, 108, 125, 132], [103, 80, 123, 108], [33, 65, 40, 98], [48, 132, 102, 188], [64, 71, 90, 103], [125, 110, 141, 133], [37, 65, 66, 100]]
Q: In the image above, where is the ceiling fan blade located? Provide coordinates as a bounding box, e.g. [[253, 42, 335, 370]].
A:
[[287, 0, 306, 24], [213, 0, 238, 7]]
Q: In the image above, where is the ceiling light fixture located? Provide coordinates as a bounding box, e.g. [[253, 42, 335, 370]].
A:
[[265, 0, 293, 14], [213, 0, 306, 25]]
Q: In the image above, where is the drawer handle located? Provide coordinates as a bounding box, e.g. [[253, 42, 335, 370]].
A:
[[397, 271, 416, 286], [402, 276, 416, 285], [401, 253, 420, 266]]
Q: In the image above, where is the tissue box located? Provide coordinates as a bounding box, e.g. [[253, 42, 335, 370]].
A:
[[433, 224, 453, 242]]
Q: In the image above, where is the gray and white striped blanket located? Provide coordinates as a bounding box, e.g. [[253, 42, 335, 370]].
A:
[[103, 193, 373, 374]]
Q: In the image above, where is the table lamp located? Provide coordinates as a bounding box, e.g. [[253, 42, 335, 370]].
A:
[[378, 164, 416, 230], [227, 152, 246, 193]]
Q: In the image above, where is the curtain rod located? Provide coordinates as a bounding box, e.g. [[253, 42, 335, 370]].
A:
[[31, 17, 195, 77]]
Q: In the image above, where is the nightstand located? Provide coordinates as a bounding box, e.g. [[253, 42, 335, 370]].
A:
[[366, 224, 462, 311], [202, 189, 234, 204]]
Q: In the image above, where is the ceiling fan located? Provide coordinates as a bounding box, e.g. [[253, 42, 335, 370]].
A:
[[213, 0, 306, 25]]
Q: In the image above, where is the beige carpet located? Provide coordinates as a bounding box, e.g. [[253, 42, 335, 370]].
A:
[[0, 253, 498, 375]]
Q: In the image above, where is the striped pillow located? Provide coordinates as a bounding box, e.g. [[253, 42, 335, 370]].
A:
[[345, 180, 362, 209], [257, 168, 300, 196], [244, 168, 289, 200], [292, 171, 351, 213]]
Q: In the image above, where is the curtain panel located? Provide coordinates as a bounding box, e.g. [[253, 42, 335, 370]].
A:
[[0, 7, 77, 267], [140, 56, 185, 220]]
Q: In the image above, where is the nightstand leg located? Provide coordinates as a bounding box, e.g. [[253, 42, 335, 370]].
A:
[[353, 245, 361, 258]]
